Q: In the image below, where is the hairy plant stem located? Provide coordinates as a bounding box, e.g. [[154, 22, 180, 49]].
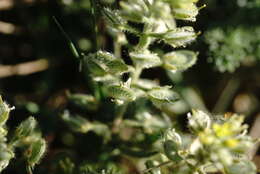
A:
[[131, 23, 152, 84], [137, 23, 152, 50], [113, 24, 153, 132], [112, 103, 128, 133], [114, 40, 121, 58], [132, 65, 142, 84]]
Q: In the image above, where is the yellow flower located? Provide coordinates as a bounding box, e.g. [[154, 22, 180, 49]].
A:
[[213, 123, 233, 137], [224, 139, 239, 148]]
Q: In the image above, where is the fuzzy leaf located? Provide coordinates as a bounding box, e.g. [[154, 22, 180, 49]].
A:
[[103, 8, 139, 34], [85, 51, 129, 77], [0, 96, 11, 126], [61, 111, 91, 133], [151, 27, 197, 47], [119, 0, 149, 23], [68, 94, 98, 111], [27, 138, 46, 169], [135, 79, 159, 90], [148, 86, 179, 108], [14, 117, 37, 140], [130, 50, 162, 69], [0, 145, 14, 172], [163, 50, 198, 72], [107, 85, 136, 102], [172, 3, 199, 22]]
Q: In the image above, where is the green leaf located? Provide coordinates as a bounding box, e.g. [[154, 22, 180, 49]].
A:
[[130, 50, 162, 69], [61, 111, 110, 140], [163, 140, 183, 162], [119, 0, 149, 23], [152, 27, 197, 48], [135, 79, 159, 90], [163, 50, 198, 72], [61, 111, 91, 133], [0, 96, 11, 126], [68, 94, 98, 111], [107, 84, 136, 102], [0, 145, 14, 172], [85, 51, 129, 77], [148, 86, 179, 108], [103, 8, 140, 34], [172, 3, 199, 22], [27, 138, 46, 169], [53, 17, 80, 59], [14, 117, 37, 140]]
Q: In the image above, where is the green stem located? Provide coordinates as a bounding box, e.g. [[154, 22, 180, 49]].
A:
[[53, 16, 80, 60], [137, 23, 152, 50], [131, 65, 142, 84], [90, 0, 98, 51], [114, 40, 121, 58], [113, 22, 153, 133], [131, 23, 153, 84], [112, 102, 128, 133], [137, 35, 151, 50]]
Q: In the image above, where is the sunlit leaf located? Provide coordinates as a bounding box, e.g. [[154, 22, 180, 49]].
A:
[[130, 50, 162, 69], [107, 84, 136, 102], [85, 51, 129, 77], [163, 50, 197, 72], [148, 86, 179, 108]]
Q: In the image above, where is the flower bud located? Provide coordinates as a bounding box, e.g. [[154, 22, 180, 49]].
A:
[[0, 96, 12, 126], [14, 117, 37, 139], [164, 128, 182, 144], [163, 140, 183, 162], [188, 109, 211, 133], [27, 138, 47, 168]]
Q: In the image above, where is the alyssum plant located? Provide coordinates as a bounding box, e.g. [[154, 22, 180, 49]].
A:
[[0, 0, 257, 174], [59, 0, 258, 174], [0, 96, 46, 174]]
